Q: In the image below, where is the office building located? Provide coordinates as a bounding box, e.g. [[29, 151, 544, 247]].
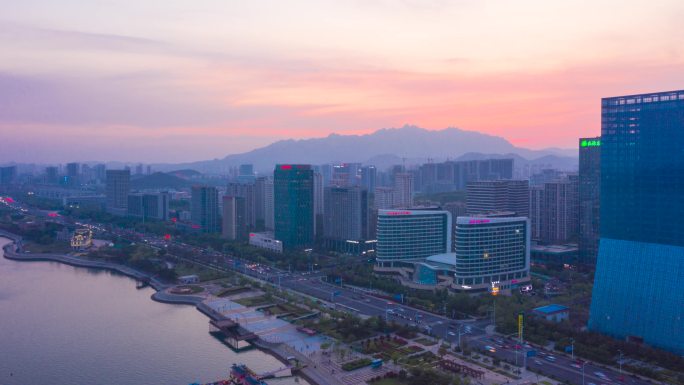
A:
[[451, 216, 530, 293], [323, 186, 369, 251], [394, 215, 529, 292], [589, 90, 684, 355], [226, 182, 256, 229], [45, 166, 59, 184], [578, 137, 601, 264], [105, 170, 130, 215], [93, 164, 106, 183], [393, 173, 414, 208], [274, 164, 314, 249], [254, 177, 268, 230], [375, 209, 451, 270], [263, 178, 274, 230], [127, 192, 169, 221], [361, 166, 377, 193], [374, 187, 395, 209], [466, 180, 529, 216], [222, 195, 247, 240], [530, 176, 579, 244], [237, 164, 255, 184], [191, 185, 219, 233], [249, 232, 283, 253]]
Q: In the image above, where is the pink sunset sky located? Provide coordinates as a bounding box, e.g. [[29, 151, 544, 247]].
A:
[[2, 0, 684, 163]]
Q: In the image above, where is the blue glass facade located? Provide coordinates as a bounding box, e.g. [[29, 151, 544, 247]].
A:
[[589, 90, 684, 354]]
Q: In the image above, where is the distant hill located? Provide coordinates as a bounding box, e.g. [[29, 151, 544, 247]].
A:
[[154, 126, 577, 173], [130, 172, 192, 190], [167, 169, 202, 179]]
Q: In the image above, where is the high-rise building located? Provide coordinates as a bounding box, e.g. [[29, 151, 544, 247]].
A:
[[453, 216, 530, 293], [127, 192, 169, 220], [45, 166, 59, 184], [263, 178, 274, 231], [222, 195, 247, 240], [237, 164, 255, 184], [65, 162, 80, 186], [0, 166, 16, 186], [589, 90, 684, 355], [314, 172, 325, 216], [323, 186, 369, 243], [93, 164, 106, 183], [535, 176, 579, 244], [135, 164, 143, 175], [374, 187, 395, 209], [226, 182, 256, 229], [361, 166, 377, 193], [105, 170, 130, 215], [578, 137, 601, 264], [375, 209, 451, 269], [529, 186, 544, 240], [191, 185, 219, 233], [466, 180, 529, 216], [393, 173, 414, 208], [274, 164, 314, 249], [254, 177, 268, 230]]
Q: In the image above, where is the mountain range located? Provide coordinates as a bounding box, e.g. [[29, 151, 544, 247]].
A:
[[151, 125, 578, 173]]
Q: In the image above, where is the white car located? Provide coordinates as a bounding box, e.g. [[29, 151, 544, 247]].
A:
[[448, 332, 456, 336]]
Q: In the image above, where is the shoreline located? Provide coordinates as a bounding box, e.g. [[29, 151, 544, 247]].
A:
[[0, 234, 325, 385]]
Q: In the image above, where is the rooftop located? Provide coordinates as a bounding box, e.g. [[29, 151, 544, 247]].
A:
[[425, 252, 457, 266], [533, 304, 569, 314]]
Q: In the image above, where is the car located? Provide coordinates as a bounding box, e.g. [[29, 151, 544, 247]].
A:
[[594, 372, 606, 378], [570, 363, 581, 369], [534, 360, 543, 365], [545, 356, 556, 362], [448, 332, 456, 336]]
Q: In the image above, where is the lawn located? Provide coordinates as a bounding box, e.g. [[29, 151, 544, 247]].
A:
[[23, 241, 72, 254], [234, 295, 274, 307], [341, 358, 372, 371], [414, 337, 438, 346]]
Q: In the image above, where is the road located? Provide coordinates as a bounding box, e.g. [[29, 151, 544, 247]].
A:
[[0, 196, 652, 385]]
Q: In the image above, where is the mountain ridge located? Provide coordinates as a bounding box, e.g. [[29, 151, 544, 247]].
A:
[[153, 125, 577, 173]]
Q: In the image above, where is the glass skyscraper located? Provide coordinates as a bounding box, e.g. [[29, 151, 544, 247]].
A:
[[274, 164, 314, 249], [578, 137, 601, 264], [589, 90, 684, 354]]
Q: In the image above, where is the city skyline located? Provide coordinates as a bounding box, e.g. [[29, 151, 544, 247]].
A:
[[3, 1, 684, 162]]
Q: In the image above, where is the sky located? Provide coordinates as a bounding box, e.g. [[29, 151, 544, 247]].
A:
[[2, 0, 684, 163]]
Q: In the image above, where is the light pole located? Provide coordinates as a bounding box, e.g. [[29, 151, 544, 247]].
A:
[[582, 361, 586, 385], [618, 349, 623, 376], [571, 338, 575, 360]]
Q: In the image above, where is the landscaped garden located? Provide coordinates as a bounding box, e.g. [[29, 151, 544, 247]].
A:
[[341, 358, 372, 371]]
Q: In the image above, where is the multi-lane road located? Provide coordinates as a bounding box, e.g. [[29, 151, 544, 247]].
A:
[[1, 197, 652, 385]]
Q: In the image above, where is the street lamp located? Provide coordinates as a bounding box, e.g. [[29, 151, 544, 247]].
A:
[[571, 338, 575, 360], [617, 349, 623, 376], [581, 361, 587, 385]]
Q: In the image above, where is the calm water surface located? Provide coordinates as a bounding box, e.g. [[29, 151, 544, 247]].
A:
[[0, 238, 305, 385]]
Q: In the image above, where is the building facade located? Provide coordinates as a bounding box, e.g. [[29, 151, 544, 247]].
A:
[[105, 169, 130, 215], [323, 186, 369, 249], [578, 137, 601, 264], [191, 185, 219, 233], [466, 180, 530, 216], [274, 164, 314, 249], [529, 176, 579, 244], [127, 192, 169, 220], [589, 90, 684, 355], [222, 195, 247, 240], [393, 173, 414, 209], [452, 216, 530, 293], [375, 209, 451, 269]]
